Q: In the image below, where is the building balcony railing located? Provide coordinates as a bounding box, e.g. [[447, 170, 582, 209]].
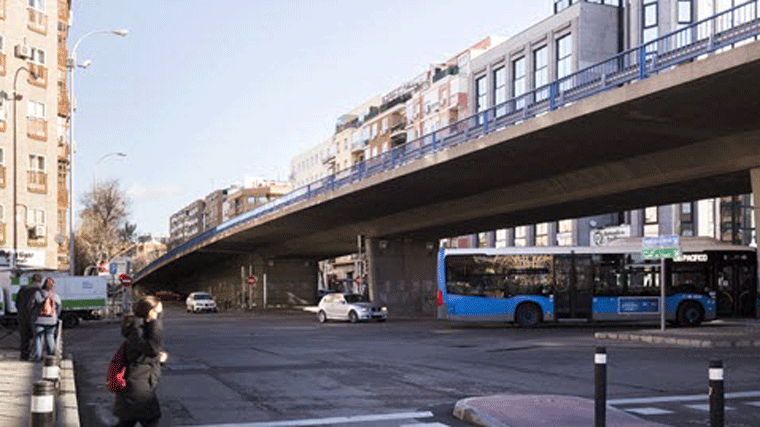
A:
[[28, 233, 46, 247], [0, 165, 5, 188], [58, 185, 68, 208], [57, 43, 67, 72], [28, 7, 47, 35], [351, 141, 366, 153], [27, 171, 47, 194], [0, 222, 5, 244], [27, 117, 47, 141], [0, 119, 6, 133], [0, 0, 5, 20], [0, 53, 6, 77], [28, 63, 47, 88]]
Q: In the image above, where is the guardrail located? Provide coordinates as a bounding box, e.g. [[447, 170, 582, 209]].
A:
[[136, 1, 760, 281]]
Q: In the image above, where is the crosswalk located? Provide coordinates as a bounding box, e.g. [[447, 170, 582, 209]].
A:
[[609, 390, 760, 425], [186, 411, 458, 427]]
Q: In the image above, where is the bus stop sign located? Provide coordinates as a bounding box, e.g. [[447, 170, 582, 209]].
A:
[[119, 274, 132, 287]]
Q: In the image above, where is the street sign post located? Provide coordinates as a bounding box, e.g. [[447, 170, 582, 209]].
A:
[[118, 274, 132, 287], [247, 276, 257, 286], [642, 235, 681, 331]]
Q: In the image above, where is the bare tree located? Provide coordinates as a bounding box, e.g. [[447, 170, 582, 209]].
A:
[[78, 179, 134, 269]]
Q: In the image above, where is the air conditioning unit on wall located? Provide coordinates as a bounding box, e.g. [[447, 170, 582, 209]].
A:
[[28, 225, 45, 239]]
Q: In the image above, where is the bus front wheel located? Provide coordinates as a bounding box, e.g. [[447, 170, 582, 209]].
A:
[[515, 303, 542, 328], [677, 302, 703, 327]]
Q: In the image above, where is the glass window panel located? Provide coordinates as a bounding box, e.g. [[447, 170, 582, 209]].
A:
[[513, 57, 526, 109], [678, 1, 692, 23], [644, 3, 658, 27], [493, 66, 506, 117], [645, 206, 658, 223]]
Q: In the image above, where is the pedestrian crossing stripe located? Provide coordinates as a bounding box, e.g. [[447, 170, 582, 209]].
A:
[[684, 404, 736, 411], [185, 411, 435, 427], [624, 407, 674, 415], [745, 401, 760, 407]]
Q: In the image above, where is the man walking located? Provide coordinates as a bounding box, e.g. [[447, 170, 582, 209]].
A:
[[16, 273, 43, 361]]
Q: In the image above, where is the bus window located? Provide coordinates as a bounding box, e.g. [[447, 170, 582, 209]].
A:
[[592, 254, 626, 296], [670, 264, 708, 294]]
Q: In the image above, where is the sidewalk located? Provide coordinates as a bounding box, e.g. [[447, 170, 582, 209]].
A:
[[0, 337, 80, 427], [595, 318, 760, 347]]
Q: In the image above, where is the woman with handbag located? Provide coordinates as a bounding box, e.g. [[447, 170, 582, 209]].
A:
[[113, 296, 168, 427], [32, 277, 61, 361]]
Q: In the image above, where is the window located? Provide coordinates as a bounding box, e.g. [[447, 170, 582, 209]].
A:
[[554, 0, 572, 14], [513, 56, 526, 109], [0, 148, 4, 165], [533, 45, 548, 102], [29, 154, 45, 172], [371, 123, 377, 139], [493, 66, 506, 117], [28, 0, 45, 11], [681, 202, 694, 236], [27, 100, 45, 119], [29, 47, 45, 65], [0, 35, 4, 53], [556, 34, 572, 90], [643, 0, 659, 50], [0, 204, 4, 222], [515, 226, 528, 247], [644, 206, 659, 236], [495, 229, 507, 248], [28, 209, 45, 226], [381, 118, 388, 133], [478, 232, 489, 248], [536, 223, 549, 246], [475, 75, 487, 119]]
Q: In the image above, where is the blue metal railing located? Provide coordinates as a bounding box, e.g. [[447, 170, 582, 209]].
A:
[[136, 1, 760, 281]]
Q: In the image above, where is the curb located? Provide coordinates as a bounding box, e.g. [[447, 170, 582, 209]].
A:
[[453, 398, 507, 427], [595, 331, 760, 348], [57, 355, 80, 427]]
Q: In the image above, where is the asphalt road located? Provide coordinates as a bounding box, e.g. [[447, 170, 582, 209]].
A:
[[64, 305, 760, 427]]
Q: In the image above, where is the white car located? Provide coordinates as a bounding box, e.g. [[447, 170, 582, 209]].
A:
[[185, 292, 218, 313], [317, 293, 387, 323]]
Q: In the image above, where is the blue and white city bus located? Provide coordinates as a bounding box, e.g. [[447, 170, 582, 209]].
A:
[[436, 237, 757, 327]]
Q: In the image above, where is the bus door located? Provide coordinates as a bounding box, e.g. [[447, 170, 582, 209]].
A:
[[554, 254, 593, 319], [716, 252, 757, 318]]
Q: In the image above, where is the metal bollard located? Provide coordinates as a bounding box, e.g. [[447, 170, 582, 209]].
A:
[[709, 360, 724, 427], [595, 347, 607, 427], [42, 355, 59, 384], [31, 380, 55, 427]]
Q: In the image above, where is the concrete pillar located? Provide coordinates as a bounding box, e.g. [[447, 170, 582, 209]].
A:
[[750, 168, 760, 318], [260, 259, 320, 307], [365, 237, 439, 317]]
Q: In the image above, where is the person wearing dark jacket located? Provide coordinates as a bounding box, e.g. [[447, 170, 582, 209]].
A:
[[16, 273, 43, 361], [113, 296, 167, 427]]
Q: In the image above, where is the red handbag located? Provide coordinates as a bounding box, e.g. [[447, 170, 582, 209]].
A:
[[107, 341, 128, 393]]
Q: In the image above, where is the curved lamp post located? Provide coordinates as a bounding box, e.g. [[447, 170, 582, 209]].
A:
[[68, 29, 128, 275], [94, 152, 127, 185]]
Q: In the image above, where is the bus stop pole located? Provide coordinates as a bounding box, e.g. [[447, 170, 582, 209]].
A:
[[660, 257, 666, 331]]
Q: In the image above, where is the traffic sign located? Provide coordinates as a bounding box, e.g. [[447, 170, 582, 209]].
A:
[[642, 247, 681, 259], [247, 276, 257, 286], [642, 235, 680, 248], [119, 274, 132, 287]]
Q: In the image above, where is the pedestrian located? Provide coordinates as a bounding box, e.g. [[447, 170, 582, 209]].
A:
[[114, 295, 168, 427], [32, 277, 62, 361], [15, 273, 43, 361]]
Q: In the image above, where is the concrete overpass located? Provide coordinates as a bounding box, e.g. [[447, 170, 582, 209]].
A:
[[137, 10, 760, 315]]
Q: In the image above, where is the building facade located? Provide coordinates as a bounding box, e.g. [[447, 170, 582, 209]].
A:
[[0, 0, 71, 270]]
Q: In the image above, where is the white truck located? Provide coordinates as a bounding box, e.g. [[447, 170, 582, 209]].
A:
[[0, 271, 108, 328]]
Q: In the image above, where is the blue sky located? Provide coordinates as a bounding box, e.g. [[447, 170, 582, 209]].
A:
[[70, 1, 550, 236]]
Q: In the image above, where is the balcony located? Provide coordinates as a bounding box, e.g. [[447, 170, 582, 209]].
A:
[[57, 39, 67, 72], [58, 0, 69, 23], [28, 233, 46, 247], [351, 140, 367, 154], [27, 171, 47, 194], [27, 118, 47, 141], [0, 165, 5, 188], [0, 53, 5, 76], [28, 7, 47, 35], [28, 63, 47, 88], [0, 119, 5, 133], [58, 185, 68, 208], [58, 80, 70, 117], [0, 0, 5, 20], [0, 222, 5, 244]]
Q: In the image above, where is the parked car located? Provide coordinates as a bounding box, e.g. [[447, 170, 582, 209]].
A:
[[317, 293, 387, 323], [155, 290, 182, 301], [186, 292, 218, 313]]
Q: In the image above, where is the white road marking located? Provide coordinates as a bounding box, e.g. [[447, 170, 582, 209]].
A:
[[186, 411, 434, 427], [744, 401, 760, 407], [608, 390, 760, 405], [400, 423, 450, 427], [624, 407, 674, 415], [684, 404, 735, 411]]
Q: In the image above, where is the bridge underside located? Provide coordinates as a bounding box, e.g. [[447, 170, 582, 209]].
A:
[[140, 41, 760, 316]]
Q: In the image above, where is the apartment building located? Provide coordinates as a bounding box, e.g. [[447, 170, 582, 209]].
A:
[[224, 179, 292, 220], [290, 136, 335, 188], [169, 199, 204, 246], [0, 0, 71, 269], [445, 0, 756, 250]]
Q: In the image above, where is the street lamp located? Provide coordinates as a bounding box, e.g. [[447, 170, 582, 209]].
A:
[[68, 29, 128, 275], [94, 152, 127, 185]]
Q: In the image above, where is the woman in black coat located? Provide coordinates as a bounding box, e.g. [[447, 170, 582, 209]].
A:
[[114, 296, 167, 427]]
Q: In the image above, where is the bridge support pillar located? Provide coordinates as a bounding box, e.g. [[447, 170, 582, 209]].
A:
[[365, 238, 439, 317], [751, 168, 760, 319]]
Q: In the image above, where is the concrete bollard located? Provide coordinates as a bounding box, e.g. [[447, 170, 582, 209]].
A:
[[595, 346, 607, 427], [709, 360, 724, 427], [31, 380, 55, 427], [42, 355, 59, 385]]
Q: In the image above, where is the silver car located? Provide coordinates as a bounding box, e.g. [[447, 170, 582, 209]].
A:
[[317, 293, 387, 323]]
